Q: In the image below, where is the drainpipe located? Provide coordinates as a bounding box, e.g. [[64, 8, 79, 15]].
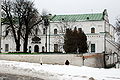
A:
[[104, 20, 107, 67], [104, 21, 106, 54], [0, 6, 1, 53]]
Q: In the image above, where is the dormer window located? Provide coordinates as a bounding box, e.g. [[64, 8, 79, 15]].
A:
[[87, 17, 89, 20], [91, 27, 95, 33], [54, 29, 57, 34]]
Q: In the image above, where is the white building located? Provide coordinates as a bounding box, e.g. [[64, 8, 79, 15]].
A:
[[1, 9, 119, 54]]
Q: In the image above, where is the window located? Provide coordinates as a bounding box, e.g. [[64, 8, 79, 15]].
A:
[[54, 29, 57, 34], [78, 28, 82, 32], [91, 27, 95, 33], [5, 44, 9, 52], [35, 28, 38, 35], [91, 44, 95, 52], [43, 28, 46, 34], [54, 44, 58, 52]]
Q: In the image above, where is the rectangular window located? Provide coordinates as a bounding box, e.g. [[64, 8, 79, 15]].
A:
[[43, 28, 46, 34], [35, 28, 38, 35], [5, 44, 9, 52], [54, 44, 58, 52], [91, 44, 95, 52]]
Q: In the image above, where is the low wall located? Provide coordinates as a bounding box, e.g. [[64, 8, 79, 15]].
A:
[[0, 53, 105, 68]]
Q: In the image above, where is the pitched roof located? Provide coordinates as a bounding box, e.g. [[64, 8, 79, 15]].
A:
[[51, 13, 104, 22]]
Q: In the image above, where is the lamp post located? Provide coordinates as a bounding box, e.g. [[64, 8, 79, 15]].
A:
[[45, 25, 47, 52], [43, 17, 49, 52]]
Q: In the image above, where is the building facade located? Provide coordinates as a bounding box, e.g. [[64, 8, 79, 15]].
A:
[[1, 9, 119, 54]]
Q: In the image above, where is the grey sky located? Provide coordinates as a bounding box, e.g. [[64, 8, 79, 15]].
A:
[[34, 0, 120, 25]]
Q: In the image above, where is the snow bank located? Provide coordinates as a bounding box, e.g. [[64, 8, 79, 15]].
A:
[[0, 60, 120, 80]]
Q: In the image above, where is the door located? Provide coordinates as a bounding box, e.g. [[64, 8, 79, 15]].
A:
[[34, 45, 39, 53]]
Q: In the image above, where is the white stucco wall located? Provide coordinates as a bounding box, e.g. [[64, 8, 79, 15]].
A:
[[0, 53, 105, 68], [1, 18, 118, 54]]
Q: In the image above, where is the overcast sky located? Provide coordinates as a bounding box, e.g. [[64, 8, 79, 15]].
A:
[[34, 0, 120, 25]]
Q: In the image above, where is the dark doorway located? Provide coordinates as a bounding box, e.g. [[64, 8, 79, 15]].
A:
[[54, 44, 58, 52], [34, 45, 39, 53]]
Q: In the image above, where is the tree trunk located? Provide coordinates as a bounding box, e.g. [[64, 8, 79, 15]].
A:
[[15, 31, 21, 51], [23, 40, 28, 52], [16, 43, 20, 51], [23, 34, 28, 53]]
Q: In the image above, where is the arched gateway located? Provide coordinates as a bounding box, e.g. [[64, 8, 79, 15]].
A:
[[34, 45, 39, 53]]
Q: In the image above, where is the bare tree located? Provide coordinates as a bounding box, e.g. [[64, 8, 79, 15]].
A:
[[19, 0, 42, 52], [2, 0, 42, 52], [1, 0, 22, 51]]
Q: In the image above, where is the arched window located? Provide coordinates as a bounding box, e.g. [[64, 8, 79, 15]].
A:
[[43, 28, 46, 34], [91, 27, 95, 33], [54, 29, 57, 34]]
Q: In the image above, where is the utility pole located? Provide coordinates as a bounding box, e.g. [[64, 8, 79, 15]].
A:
[[44, 18, 49, 52], [45, 26, 47, 52]]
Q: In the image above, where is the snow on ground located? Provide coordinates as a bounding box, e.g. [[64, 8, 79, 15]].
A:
[[0, 60, 120, 80]]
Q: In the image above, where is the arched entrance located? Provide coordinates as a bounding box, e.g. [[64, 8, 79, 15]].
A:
[[34, 45, 39, 53]]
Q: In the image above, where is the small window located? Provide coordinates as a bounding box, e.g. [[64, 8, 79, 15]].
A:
[[54, 44, 58, 52], [43, 28, 46, 34], [91, 44, 95, 52], [35, 28, 38, 35], [5, 44, 9, 52], [91, 27, 95, 33], [54, 29, 57, 34], [78, 28, 82, 32]]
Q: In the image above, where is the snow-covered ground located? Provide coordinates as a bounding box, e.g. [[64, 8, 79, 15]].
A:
[[0, 60, 120, 80]]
